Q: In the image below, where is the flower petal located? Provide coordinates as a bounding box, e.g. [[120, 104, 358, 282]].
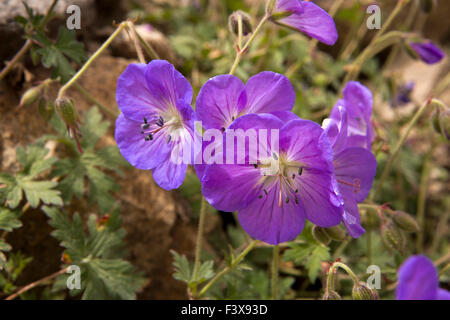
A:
[[277, 2, 338, 45], [144, 59, 193, 111], [195, 74, 245, 130], [437, 289, 450, 300], [342, 196, 365, 238], [410, 41, 445, 65], [280, 119, 343, 227], [240, 71, 295, 115], [322, 104, 348, 154], [238, 182, 306, 244], [396, 255, 439, 300], [152, 153, 188, 190], [115, 113, 171, 170], [116, 63, 157, 121], [276, 0, 303, 13], [333, 147, 377, 203]]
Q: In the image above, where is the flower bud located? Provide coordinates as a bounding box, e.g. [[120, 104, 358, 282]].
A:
[[419, 0, 435, 13], [392, 211, 419, 233], [431, 103, 450, 140], [228, 10, 253, 36], [324, 225, 347, 241], [322, 290, 341, 300], [361, 207, 380, 230], [19, 86, 42, 108], [312, 226, 331, 245], [381, 221, 405, 253], [55, 98, 77, 127], [352, 282, 378, 300]]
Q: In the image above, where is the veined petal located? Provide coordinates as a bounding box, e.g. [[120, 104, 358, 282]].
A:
[[276, 0, 304, 14], [144, 60, 193, 112], [195, 74, 245, 130], [322, 104, 348, 154], [239, 71, 295, 115], [152, 154, 188, 190], [280, 119, 343, 227], [333, 147, 377, 203], [238, 182, 306, 245], [342, 196, 365, 238], [277, 2, 338, 45], [396, 255, 439, 300], [115, 114, 171, 170], [116, 63, 158, 121]]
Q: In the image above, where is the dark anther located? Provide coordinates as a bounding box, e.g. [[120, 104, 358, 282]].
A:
[[294, 189, 298, 193], [232, 116, 235, 121], [295, 197, 299, 204], [167, 135, 172, 143], [143, 117, 148, 124], [263, 189, 268, 195], [292, 174, 296, 179], [272, 152, 278, 160], [221, 127, 225, 132], [145, 134, 153, 141], [140, 130, 144, 134], [141, 123, 150, 130], [156, 116, 164, 127], [253, 163, 258, 168], [298, 167, 303, 175], [258, 195, 263, 199], [286, 197, 289, 204]]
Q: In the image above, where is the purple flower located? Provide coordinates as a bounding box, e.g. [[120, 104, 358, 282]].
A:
[[409, 41, 445, 65], [392, 82, 415, 108], [322, 82, 377, 238], [195, 72, 297, 179], [271, 0, 338, 45], [201, 113, 343, 245], [115, 60, 195, 190], [396, 255, 450, 300]]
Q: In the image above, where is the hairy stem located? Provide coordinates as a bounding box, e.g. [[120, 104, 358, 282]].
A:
[[73, 83, 118, 117], [57, 22, 127, 99], [191, 196, 207, 296], [326, 262, 359, 293], [271, 244, 279, 300], [197, 240, 258, 298], [370, 98, 432, 201], [229, 15, 270, 75], [5, 266, 69, 300]]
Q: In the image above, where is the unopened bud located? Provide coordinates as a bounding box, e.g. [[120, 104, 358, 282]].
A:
[[431, 103, 450, 140], [322, 290, 341, 300], [361, 207, 380, 230], [324, 225, 347, 241], [312, 226, 331, 245], [404, 42, 420, 60], [352, 282, 378, 300], [419, 0, 435, 13], [228, 10, 253, 36], [381, 221, 405, 253], [19, 86, 42, 107], [392, 211, 419, 233], [55, 98, 77, 126]]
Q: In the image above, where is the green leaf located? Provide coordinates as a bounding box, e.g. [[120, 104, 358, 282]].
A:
[[43, 206, 145, 299], [0, 143, 62, 209], [305, 245, 330, 282], [50, 107, 125, 212], [170, 250, 192, 284], [35, 27, 86, 83], [0, 207, 22, 232]]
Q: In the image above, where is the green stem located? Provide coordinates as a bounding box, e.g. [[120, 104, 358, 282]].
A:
[[370, 99, 432, 201], [416, 142, 435, 253], [197, 240, 258, 298], [126, 22, 145, 63], [373, 0, 411, 44], [367, 230, 373, 266], [73, 83, 118, 118], [229, 15, 269, 75], [271, 244, 279, 300], [134, 26, 160, 60], [191, 196, 207, 296], [326, 262, 359, 293], [57, 22, 127, 99], [0, 0, 59, 81]]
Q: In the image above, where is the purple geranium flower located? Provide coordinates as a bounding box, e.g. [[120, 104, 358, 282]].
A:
[[271, 0, 338, 45], [322, 82, 377, 238], [201, 113, 343, 245], [115, 60, 195, 190], [195, 71, 297, 179], [409, 41, 445, 65], [396, 255, 450, 300]]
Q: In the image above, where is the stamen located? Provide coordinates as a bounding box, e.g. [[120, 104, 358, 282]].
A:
[[145, 134, 153, 141], [258, 195, 263, 199], [294, 189, 298, 193], [295, 197, 299, 204], [278, 188, 282, 208], [263, 189, 268, 195], [292, 174, 296, 179], [298, 167, 303, 176], [167, 135, 172, 143], [286, 197, 289, 204], [221, 127, 225, 132], [253, 163, 258, 169], [143, 117, 148, 124], [272, 152, 278, 160], [141, 123, 150, 130]]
